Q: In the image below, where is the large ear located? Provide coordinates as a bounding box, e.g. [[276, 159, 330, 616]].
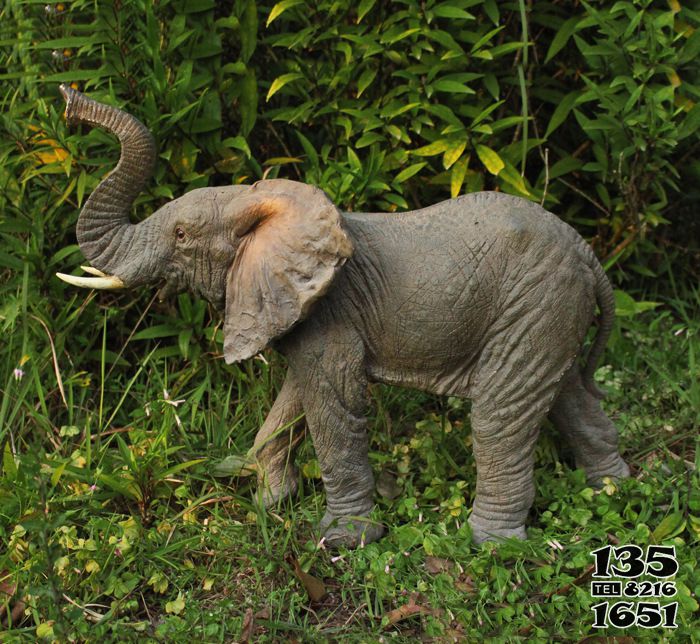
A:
[[223, 179, 353, 363]]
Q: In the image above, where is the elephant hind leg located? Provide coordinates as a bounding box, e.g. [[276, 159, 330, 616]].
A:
[[467, 333, 581, 544], [548, 365, 630, 485]]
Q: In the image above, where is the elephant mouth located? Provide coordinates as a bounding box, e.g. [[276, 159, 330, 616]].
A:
[[56, 265, 125, 290]]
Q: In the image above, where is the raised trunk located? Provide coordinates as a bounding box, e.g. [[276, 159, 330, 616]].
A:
[[61, 85, 156, 277]]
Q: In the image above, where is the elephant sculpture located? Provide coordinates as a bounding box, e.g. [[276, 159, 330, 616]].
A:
[[56, 85, 629, 547]]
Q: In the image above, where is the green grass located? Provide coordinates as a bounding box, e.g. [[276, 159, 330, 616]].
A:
[[1, 279, 699, 643]]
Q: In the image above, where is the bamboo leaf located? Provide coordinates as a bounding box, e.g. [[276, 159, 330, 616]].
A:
[[450, 156, 469, 198], [432, 79, 475, 95], [545, 91, 580, 139], [545, 17, 580, 63], [357, 67, 377, 97], [267, 0, 304, 27], [357, 0, 377, 23], [395, 162, 426, 183], [475, 144, 504, 175], [432, 6, 475, 20], [240, 69, 258, 136], [443, 140, 466, 170], [240, 0, 258, 62], [266, 73, 304, 101], [413, 140, 449, 157], [499, 162, 530, 196]]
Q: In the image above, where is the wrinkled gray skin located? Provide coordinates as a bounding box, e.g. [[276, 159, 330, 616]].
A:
[[58, 86, 630, 548]]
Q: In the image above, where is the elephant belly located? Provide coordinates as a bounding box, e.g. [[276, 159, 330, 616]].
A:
[[365, 307, 483, 397], [367, 360, 477, 397]]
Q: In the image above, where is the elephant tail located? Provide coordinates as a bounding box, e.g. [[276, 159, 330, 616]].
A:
[[582, 250, 616, 399]]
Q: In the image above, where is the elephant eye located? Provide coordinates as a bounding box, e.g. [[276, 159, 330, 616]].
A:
[[175, 226, 186, 241]]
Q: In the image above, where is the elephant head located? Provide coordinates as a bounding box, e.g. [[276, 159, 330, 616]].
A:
[[56, 86, 353, 362]]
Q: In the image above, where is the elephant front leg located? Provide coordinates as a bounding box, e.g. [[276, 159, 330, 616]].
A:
[[289, 334, 384, 548], [253, 371, 305, 507]]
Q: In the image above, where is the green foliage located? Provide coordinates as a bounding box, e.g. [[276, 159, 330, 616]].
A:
[[568, 0, 700, 269], [1, 0, 699, 640]]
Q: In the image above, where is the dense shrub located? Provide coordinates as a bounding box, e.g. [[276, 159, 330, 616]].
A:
[[0, 0, 698, 466]]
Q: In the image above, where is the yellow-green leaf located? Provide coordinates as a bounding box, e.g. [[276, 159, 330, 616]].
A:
[[475, 144, 504, 175], [652, 511, 686, 541], [36, 622, 55, 639], [266, 0, 304, 27], [443, 140, 466, 170], [263, 156, 303, 165], [413, 140, 449, 157], [51, 461, 67, 487], [266, 73, 304, 102], [165, 592, 186, 615], [689, 514, 700, 538], [450, 156, 469, 198]]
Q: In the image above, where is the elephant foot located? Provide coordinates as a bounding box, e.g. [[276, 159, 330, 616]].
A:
[[319, 511, 384, 549], [585, 454, 630, 487], [257, 467, 299, 508], [468, 515, 527, 545]]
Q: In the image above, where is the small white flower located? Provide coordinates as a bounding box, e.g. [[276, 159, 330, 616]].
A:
[[316, 536, 326, 550], [162, 389, 186, 408], [13, 368, 24, 381]]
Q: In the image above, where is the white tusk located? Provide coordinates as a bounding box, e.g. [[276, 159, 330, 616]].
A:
[[80, 265, 108, 277], [56, 272, 125, 290]]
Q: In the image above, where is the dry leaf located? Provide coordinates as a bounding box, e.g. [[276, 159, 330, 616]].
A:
[[454, 574, 475, 594], [546, 565, 595, 599], [578, 637, 635, 644], [0, 571, 25, 627], [382, 596, 433, 628], [424, 556, 453, 575], [254, 606, 271, 620], [240, 607, 254, 643], [287, 555, 327, 603]]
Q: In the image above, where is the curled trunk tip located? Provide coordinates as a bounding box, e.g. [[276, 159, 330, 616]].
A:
[[60, 85, 157, 279]]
